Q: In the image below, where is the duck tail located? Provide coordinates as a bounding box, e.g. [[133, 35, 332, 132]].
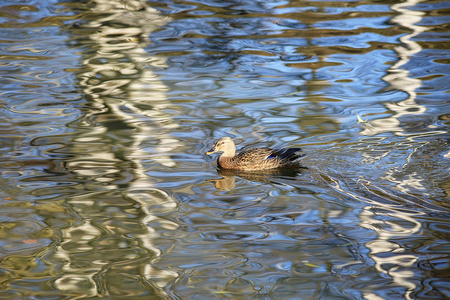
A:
[[271, 148, 305, 162]]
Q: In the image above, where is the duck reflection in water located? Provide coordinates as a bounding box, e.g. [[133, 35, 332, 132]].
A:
[[205, 137, 306, 191], [207, 168, 305, 191]]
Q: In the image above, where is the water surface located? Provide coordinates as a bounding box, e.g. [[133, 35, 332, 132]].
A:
[[0, 0, 449, 299]]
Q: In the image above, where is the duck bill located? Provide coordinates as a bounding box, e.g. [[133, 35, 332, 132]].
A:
[[205, 147, 217, 155]]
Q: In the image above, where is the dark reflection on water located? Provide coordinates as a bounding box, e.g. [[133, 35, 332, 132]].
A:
[[207, 168, 306, 191], [0, 0, 449, 299]]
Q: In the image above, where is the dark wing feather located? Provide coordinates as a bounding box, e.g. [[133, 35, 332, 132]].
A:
[[271, 148, 305, 162]]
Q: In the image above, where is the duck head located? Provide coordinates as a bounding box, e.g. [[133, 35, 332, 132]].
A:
[[205, 137, 236, 156]]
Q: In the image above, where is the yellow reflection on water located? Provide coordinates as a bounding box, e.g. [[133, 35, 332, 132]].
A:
[[53, 0, 180, 297], [361, 0, 430, 137], [360, 207, 422, 300]]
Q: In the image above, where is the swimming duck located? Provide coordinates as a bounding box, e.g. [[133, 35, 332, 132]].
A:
[[205, 137, 304, 171]]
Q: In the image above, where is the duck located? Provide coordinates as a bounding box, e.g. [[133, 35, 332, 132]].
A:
[[205, 137, 304, 171]]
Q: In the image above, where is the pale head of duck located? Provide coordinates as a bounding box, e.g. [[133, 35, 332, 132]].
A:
[[205, 137, 236, 157]]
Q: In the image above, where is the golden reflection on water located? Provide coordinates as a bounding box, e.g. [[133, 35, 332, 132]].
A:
[[324, 170, 446, 300], [53, 0, 179, 296], [360, 207, 422, 300], [355, 3, 445, 295], [1, 0, 449, 298], [361, 0, 431, 137]]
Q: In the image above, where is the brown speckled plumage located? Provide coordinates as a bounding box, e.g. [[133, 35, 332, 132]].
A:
[[206, 137, 304, 171]]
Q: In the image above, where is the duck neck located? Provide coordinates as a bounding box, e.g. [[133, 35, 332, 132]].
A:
[[221, 148, 235, 158], [217, 141, 236, 168], [218, 155, 232, 169], [219, 149, 235, 163]]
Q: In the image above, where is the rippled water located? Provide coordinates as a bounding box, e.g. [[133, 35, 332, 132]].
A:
[[0, 0, 449, 299]]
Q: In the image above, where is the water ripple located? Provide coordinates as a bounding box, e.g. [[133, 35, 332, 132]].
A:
[[0, 0, 449, 298]]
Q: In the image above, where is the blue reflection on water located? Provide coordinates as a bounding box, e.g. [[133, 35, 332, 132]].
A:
[[0, 0, 449, 299]]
